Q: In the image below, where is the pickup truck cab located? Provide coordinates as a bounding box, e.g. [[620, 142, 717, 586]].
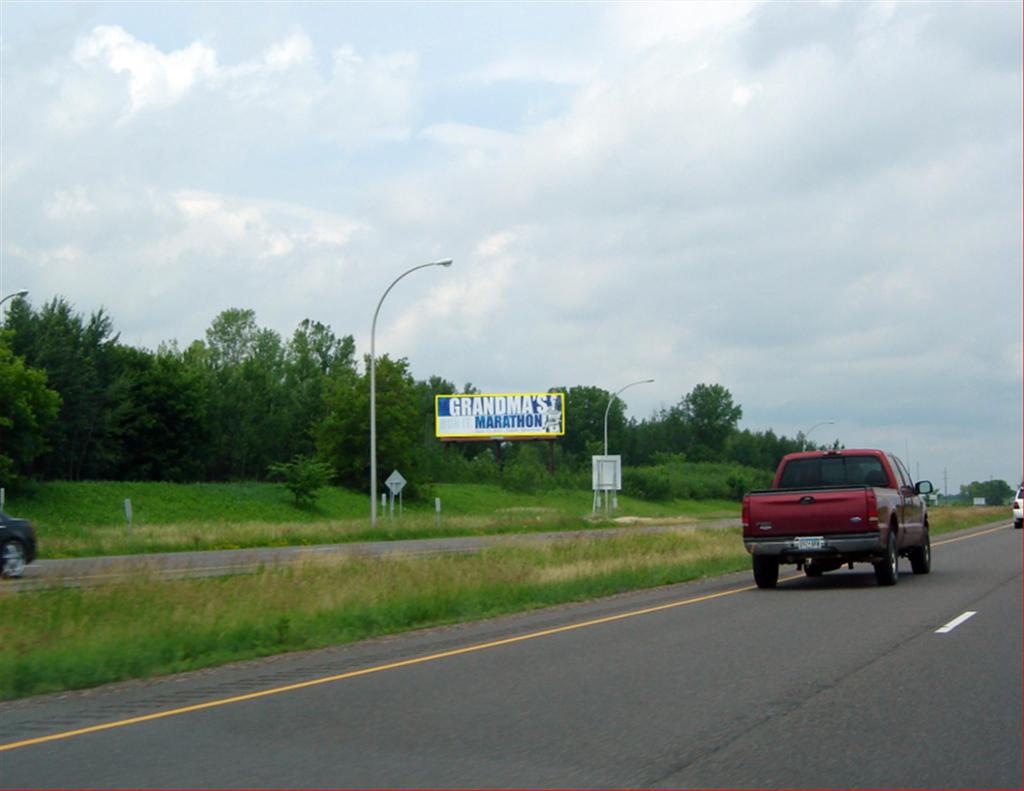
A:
[[742, 449, 933, 588]]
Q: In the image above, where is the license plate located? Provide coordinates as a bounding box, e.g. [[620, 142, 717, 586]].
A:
[[795, 537, 825, 551]]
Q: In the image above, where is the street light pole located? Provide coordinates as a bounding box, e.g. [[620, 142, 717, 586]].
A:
[[604, 379, 654, 456], [601, 378, 654, 513], [0, 289, 29, 323], [370, 260, 452, 527], [802, 420, 835, 450]]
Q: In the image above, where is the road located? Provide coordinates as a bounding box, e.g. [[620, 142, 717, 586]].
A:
[[0, 521, 1019, 789]]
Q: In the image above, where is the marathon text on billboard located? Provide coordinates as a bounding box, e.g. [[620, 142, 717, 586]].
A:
[[435, 393, 566, 439]]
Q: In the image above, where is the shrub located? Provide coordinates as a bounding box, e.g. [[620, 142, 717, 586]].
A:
[[502, 455, 550, 493], [266, 456, 333, 507], [624, 467, 673, 501]]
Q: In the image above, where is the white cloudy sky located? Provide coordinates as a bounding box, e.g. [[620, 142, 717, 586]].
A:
[[2, 1, 1021, 492]]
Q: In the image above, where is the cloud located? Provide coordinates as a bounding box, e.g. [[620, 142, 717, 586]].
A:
[[45, 25, 419, 148], [420, 122, 516, 151], [170, 190, 363, 260], [3, 1, 1020, 489], [72, 25, 218, 120], [462, 54, 596, 87]]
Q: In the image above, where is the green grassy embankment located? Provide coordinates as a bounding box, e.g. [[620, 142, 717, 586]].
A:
[[7, 481, 738, 558]]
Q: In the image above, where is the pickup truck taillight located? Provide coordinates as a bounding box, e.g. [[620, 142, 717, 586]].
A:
[[866, 488, 879, 523], [742, 495, 750, 529]]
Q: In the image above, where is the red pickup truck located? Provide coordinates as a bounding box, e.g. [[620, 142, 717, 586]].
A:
[[742, 449, 934, 588]]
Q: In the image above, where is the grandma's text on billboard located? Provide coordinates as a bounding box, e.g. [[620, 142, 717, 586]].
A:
[[435, 393, 566, 440]]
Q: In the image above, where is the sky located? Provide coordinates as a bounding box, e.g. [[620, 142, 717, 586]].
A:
[[1, 1, 1021, 494]]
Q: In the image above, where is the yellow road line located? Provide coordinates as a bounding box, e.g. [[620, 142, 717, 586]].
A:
[[1, 522, 1010, 753], [933, 523, 1009, 545], [0, 582, 757, 752]]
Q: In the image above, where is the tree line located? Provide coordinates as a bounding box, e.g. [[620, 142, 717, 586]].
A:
[[1, 297, 819, 498]]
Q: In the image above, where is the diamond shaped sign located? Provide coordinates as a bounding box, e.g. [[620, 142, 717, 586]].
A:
[[385, 470, 406, 495]]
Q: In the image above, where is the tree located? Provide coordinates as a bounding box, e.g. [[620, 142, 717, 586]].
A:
[[198, 309, 289, 480], [283, 320, 356, 458], [725, 428, 803, 472], [108, 346, 208, 481], [550, 385, 627, 465], [0, 333, 61, 485], [677, 383, 743, 461], [961, 479, 1014, 506], [5, 297, 121, 479], [317, 354, 422, 495]]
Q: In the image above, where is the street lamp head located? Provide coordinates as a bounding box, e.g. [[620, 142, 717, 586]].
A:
[[0, 289, 28, 308], [432, 259, 453, 267]]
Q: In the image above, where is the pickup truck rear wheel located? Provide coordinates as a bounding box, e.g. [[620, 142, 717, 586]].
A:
[[752, 555, 779, 589], [874, 530, 899, 586], [908, 527, 931, 574]]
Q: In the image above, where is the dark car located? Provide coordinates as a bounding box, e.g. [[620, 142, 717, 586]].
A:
[[0, 511, 37, 578]]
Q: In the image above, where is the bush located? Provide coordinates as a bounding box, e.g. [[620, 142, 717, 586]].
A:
[[266, 456, 333, 507], [502, 455, 550, 493], [623, 467, 673, 501], [622, 460, 771, 502]]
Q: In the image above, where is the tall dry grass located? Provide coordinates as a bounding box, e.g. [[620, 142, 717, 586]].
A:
[[0, 528, 746, 699]]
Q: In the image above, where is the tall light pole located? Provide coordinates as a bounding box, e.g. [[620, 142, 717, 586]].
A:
[[370, 260, 452, 527], [601, 378, 654, 513], [0, 289, 28, 323], [604, 379, 654, 456], [802, 420, 835, 450]]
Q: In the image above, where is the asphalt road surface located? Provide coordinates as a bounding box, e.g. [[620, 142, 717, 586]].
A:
[[1, 521, 1019, 789]]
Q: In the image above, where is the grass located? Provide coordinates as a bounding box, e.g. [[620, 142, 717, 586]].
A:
[[6, 481, 738, 558], [927, 505, 1007, 535], [0, 503, 1009, 701], [0, 528, 748, 700]]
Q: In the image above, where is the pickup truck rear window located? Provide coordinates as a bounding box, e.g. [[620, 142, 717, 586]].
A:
[[778, 455, 889, 489]]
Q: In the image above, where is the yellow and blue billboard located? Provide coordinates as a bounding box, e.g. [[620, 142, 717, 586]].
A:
[[435, 392, 566, 440]]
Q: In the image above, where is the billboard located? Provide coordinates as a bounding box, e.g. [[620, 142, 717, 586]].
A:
[[435, 392, 566, 440]]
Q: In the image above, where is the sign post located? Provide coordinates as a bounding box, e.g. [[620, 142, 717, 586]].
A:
[[592, 455, 622, 515], [386, 470, 407, 519]]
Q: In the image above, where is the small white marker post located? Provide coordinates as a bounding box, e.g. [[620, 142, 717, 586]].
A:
[[124, 498, 133, 533], [435, 497, 441, 527], [0, 487, 5, 511]]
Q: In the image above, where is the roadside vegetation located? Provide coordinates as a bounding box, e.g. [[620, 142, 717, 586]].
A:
[[5, 482, 1004, 558], [8, 480, 738, 558], [927, 505, 1007, 535], [1, 529, 749, 699], [0, 506, 1009, 701]]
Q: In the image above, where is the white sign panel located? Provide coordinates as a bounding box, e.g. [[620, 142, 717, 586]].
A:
[[592, 455, 622, 491], [385, 470, 407, 495], [435, 393, 566, 439]]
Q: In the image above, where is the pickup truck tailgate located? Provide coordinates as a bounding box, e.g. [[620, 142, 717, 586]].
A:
[[748, 488, 871, 536]]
